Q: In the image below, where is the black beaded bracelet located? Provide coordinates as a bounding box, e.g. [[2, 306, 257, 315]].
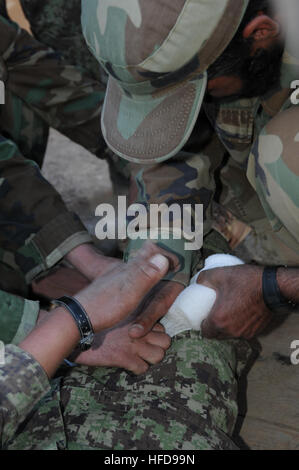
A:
[[262, 267, 298, 314], [53, 296, 95, 351]]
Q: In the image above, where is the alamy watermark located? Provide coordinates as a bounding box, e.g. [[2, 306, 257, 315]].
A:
[[0, 80, 5, 105], [95, 196, 203, 250], [0, 341, 5, 366], [290, 340, 299, 365], [290, 80, 299, 105]]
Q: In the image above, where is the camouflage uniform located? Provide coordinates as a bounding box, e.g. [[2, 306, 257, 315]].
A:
[[0, 12, 108, 302], [2, 0, 298, 451], [1, 318, 252, 450], [0, 3, 252, 451], [82, 0, 299, 286], [129, 46, 299, 283], [19, 0, 107, 84]]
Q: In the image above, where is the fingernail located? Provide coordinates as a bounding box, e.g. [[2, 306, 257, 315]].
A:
[[149, 254, 169, 272], [129, 324, 144, 336]]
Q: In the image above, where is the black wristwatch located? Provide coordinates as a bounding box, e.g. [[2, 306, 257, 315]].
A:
[[262, 267, 298, 315], [53, 296, 95, 351]]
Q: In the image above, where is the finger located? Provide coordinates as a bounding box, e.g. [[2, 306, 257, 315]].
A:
[[126, 250, 170, 305], [144, 331, 172, 350], [136, 343, 166, 365], [98, 250, 170, 330], [137, 241, 181, 272], [129, 282, 183, 339], [126, 357, 150, 375]]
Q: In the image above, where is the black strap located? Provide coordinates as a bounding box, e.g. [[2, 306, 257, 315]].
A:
[[262, 267, 298, 314], [54, 296, 94, 351]]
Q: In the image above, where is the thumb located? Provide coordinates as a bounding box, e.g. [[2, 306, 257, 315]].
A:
[[127, 252, 170, 303]]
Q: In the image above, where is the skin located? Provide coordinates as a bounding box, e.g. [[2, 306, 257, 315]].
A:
[[36, 242, 178, 375], [129, 13, 298, 341], [199, 266, 299, 340], [76, 322, 171, 375], [20, 242, 170, 378], [65, 243, 122, 281]]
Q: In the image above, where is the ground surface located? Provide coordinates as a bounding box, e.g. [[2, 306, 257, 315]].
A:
[[43, 129, 299, 451]]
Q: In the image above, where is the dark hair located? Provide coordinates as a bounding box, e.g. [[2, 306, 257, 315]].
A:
[[207, 0, 284, 98], [209, 0, 272, 78]]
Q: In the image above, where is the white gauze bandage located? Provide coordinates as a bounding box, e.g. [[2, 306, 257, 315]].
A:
[[160, 254, 244, 337]]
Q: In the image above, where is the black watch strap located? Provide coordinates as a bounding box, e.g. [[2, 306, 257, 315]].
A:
[[262, 267, 298, 314], [53, 296, 95, 351]]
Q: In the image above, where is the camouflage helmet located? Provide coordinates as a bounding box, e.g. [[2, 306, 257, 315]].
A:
[[82, 0, 249, 164]]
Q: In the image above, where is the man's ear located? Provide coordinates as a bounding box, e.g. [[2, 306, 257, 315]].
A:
[[243, 14, 280, 44]]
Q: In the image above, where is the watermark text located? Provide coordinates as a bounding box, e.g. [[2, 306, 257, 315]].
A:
[[290, 340, 299, 365], [291, 80, 299, 105], [0, 80, 5, 105], [95, 196, 203, 250]]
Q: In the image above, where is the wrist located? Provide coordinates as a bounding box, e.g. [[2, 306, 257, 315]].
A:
[[262, 266, 299, 314], [277, 267, 299, 303], [53, 297, 95, 351]]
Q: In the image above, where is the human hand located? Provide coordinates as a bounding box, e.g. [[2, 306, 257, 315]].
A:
[[75, 322, 171, 375], [75, 242, 170, 333], [197, 264, 272, 339], [129, 280, 184, 339]]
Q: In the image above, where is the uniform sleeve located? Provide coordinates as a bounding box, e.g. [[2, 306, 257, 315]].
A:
[[0, 344, 50, 449], [124, 132, 226, 286], [0, 290, 40, 345], [1, 14, 106, 157], [19, 0, 106, 83], [0, 135, 92, 284]]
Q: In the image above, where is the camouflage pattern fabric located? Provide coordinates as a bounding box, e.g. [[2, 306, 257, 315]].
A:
[[0, 0, 298, 452], [0, 13, 110, 299], [203, 65, 299, 267], [0, 290, 39, 345], [124, 52, 299, 285], [19, 0, 106, 84], [81, 0, 249, 163], [246, 106, 299, 262], [0, 344, 50, 449], [4, 332, 252, 450], [81, 0, 299, 285]]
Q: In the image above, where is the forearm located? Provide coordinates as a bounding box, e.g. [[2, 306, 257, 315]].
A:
[[277, 267, 299, 303], [19, 308, 80, 378]]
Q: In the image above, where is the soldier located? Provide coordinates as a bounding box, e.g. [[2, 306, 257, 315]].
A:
[[2, 0, 290, 451], [0, 0, 256, 451], [81, 0, 299, 342], [0, 5, 169, 380]]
